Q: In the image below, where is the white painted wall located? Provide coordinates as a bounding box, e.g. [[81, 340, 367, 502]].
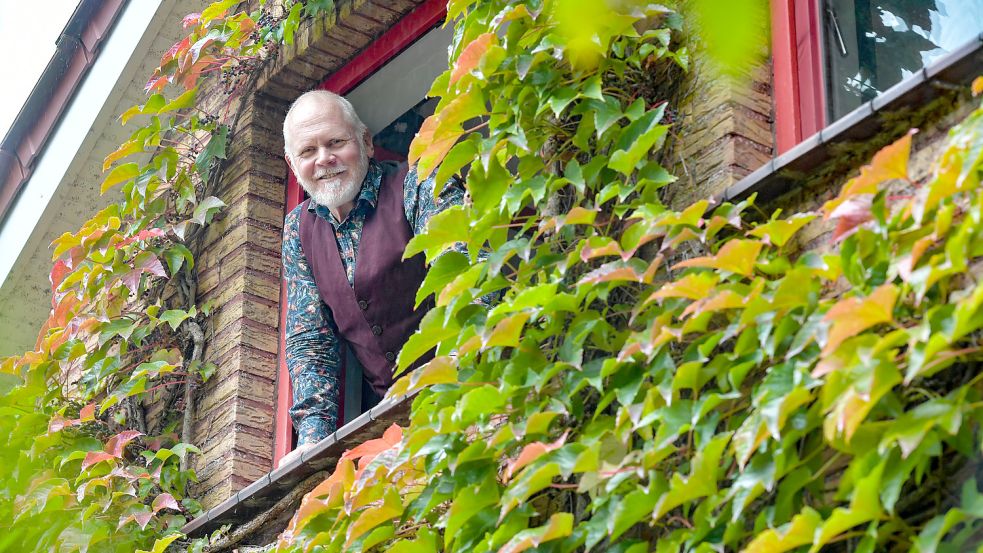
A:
[[0, 0, 207, 355]]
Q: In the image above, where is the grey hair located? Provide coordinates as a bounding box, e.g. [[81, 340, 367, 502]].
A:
[[282, 90, 368, 155]]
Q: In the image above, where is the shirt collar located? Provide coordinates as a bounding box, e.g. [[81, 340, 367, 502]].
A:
[[307, 160, 382, 224]]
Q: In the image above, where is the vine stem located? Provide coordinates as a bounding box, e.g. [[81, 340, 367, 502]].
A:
[[181, 320, 204, 472]]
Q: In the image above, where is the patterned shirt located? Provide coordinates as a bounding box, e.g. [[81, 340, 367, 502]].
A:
[[281, 160, 465, 445]]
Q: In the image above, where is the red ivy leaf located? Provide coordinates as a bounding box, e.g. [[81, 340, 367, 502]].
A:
[[48, 415, 73, 434], [118, 510, 153, 531], [50, 260, 72, 292], [134, 252, 167, 278], [81, 451, 116, 471], [182, 12, 201, 29], [151, 493, 180, 513], [145, 75, 168, 94], [828, 195, 873, 243], [104, 430, 144, 458], [121, 228, 166, 247]]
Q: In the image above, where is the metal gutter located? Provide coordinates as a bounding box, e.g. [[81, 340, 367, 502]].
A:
[[0, 0, 127, 224], [182, 395, 412, 538], [723, 32, 983, 204]]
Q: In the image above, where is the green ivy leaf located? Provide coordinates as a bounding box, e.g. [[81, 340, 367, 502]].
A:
[[609, 104, 668, 175], [194, 124, 229, 178]]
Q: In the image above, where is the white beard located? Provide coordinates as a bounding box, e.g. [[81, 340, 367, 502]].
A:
[[297, 153, 369, 213]]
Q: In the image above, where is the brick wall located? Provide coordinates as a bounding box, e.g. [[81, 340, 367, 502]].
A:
[[664, 58, 775, 209], [187, 0, 426, 510]]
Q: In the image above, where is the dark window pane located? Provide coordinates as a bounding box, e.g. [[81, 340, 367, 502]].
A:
[[823, 0, 983, 121]]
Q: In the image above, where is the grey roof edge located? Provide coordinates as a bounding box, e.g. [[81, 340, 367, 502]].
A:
[[721, 34, 983, 205], [181, 392, 415, 538]]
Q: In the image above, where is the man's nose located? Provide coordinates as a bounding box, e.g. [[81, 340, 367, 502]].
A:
[[315, 146, 337, 165]]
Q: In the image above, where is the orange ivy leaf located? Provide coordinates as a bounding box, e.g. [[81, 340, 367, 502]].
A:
[[504, 432, 568, 482], [973, 76, 983, 96], [823, 130, 915, 217], [451, 33, 495, 84], [898, 235, 935, 283], [104, 430, 144, 458], [79, 403, 96, 422], [50, 260, 72, 292], [672, 239, 763, 277], [822, 284, 899, 356], [51, 293, 79, 329], [409, 116, 459, 182], [81, 451, 116, 471], [342, 423, 403, 464], [345, 488, 404, 547]]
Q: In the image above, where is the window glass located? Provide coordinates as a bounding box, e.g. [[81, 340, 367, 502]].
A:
[[824, 0, 983, 120]]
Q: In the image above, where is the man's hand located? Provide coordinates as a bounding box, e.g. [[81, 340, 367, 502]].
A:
[[277, 442, 314, 468]]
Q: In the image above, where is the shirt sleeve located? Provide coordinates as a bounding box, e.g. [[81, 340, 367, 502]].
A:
[[404, 165, 498, 307], [281, 205, 342, 446], [403, 164, 466, 237]]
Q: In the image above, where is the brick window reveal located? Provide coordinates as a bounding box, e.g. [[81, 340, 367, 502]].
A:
[[273, 0, 447, 467]]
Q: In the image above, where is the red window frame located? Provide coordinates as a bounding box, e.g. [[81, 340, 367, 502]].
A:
[[273, 0, 448, 466], [771, 0, 825, 154]]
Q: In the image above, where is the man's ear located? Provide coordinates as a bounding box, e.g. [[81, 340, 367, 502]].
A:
[[362, 130, 374, 159], [284, 153, 295, 172]]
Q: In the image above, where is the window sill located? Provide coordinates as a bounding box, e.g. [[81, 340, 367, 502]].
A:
[[725, 32, 983, 204], [181, 394, 412, 538]]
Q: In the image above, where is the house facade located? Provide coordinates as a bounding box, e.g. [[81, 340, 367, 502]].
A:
[[1, 0, 980, 545]]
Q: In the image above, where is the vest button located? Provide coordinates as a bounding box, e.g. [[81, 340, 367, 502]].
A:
[[385, 351, 396, 362], [371, 324, 383, 335], [357, 299, 368, 310]]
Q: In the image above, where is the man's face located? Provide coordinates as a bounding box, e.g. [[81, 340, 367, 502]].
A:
[[285, 99, 373, 212]]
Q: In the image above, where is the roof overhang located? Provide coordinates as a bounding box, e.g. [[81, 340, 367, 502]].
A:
[[0, 0, 204, 355]]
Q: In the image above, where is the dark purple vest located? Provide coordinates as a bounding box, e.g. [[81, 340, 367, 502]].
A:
[[298, 162, 433, 396]]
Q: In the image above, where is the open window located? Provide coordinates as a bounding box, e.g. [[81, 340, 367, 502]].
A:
[[273, 0, 451, 466], [772, 0, 983, 153]]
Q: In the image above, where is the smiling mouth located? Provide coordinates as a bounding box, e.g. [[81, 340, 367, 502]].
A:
[[316, 170, 345, 180]]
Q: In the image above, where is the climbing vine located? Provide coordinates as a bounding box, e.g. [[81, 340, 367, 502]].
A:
[[2, 0, 982, 552], [0, 1, 331, 551], [272, 1, 983, 552]]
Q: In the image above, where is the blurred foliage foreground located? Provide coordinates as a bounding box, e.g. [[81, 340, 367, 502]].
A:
[[3, 0, 983, 552]]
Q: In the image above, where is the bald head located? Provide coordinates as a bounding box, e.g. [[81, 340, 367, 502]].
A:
[[283, 90, 368, 155]]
